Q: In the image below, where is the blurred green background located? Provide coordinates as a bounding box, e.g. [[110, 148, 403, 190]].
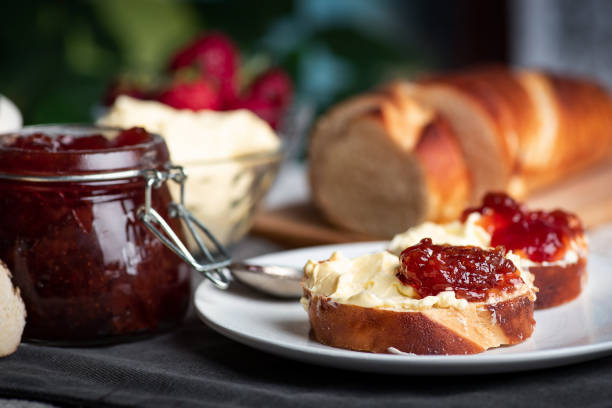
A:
[[0, 0, 507, 125]]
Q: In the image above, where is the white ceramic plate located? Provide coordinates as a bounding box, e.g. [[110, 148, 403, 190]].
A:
[[195, 242, 612, 375]]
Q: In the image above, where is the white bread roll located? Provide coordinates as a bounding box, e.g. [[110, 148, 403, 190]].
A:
[[0, 260, 26, 356]]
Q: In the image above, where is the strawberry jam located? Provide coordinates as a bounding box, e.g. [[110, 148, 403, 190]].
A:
[[0, 125, 190, 345], [397, 238, 522, 302], [4, 127, 150, 152], [462, 193, 583, 263]]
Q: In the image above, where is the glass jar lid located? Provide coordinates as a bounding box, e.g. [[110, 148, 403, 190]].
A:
[[0, 124, 170, 176]]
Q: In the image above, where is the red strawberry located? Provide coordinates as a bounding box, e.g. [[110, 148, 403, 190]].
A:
[[114, 127, 150, 147], [102, 79, 147, 106], [230, 97, 283, 130], [168, 32, 238, 105], [245, 68, 292, 108], [232, 68, 293, 129], [157, 77, 221, 111]]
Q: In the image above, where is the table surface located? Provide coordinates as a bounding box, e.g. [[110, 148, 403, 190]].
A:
[[3, 166, 612, 407], [2, 235, 612, 408]]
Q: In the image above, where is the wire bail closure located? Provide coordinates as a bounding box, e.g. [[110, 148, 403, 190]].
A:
[[137, 165, 232, 290]]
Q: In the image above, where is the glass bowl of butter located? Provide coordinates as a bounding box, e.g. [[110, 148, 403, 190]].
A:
[[98, 95, 283, 246]]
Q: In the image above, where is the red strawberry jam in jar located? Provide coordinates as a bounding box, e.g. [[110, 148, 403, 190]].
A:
[[0, 125, 229, 345]]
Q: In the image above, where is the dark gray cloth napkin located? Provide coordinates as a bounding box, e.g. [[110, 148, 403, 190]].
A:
[[1, 313, 612, 408]]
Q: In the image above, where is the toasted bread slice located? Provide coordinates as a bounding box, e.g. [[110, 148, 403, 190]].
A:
[[528, 259, 587, 309], [524, 240, 588, 309], [303, 290, 535, 355], [301, 249, 536, 355]]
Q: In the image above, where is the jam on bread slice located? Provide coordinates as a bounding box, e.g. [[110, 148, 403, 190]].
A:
[[301, 241, 536, 355], [462, 193, 587, 308]]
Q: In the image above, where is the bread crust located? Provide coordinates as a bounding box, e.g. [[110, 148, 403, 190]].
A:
[[529, 257, 587, 309], [517, 71, 612, 191], [415, 117, 471, 221], [421, 67, 539, 169], [407, 67, 539, 202], [304, 290, 535, 355]]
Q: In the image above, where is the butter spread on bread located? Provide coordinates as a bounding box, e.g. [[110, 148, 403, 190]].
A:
[[302, 242, 536, 355]]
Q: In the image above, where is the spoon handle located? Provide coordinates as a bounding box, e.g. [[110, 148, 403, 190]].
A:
[[228, 263, 303, 298]]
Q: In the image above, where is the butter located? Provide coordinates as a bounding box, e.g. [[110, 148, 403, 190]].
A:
[[98, 96, 280, 163], [388, 213, 490, 255], [302, 251, 470, 311], [97, 96, 281, 245]]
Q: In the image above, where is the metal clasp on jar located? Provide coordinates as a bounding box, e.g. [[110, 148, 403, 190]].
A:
[[138, 165, 231, 289]]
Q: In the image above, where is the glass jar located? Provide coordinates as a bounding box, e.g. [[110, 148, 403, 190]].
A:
[[0, 125, 217, 345]]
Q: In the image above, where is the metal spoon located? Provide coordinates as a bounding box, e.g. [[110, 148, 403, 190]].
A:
[[227, 262, 303, 299]]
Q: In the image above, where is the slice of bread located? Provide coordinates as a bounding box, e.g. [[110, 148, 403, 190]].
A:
[[303, 290, 535, 355], [528, 259, 587, 309], [0, 260, 25, 356], [522, 238, 588, 309], [301, 250, 536, 355]]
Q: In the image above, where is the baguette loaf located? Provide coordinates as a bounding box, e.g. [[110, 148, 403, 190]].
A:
[[309, 67, 612, 237]]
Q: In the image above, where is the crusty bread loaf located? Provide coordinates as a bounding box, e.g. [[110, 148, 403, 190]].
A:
[[310, 91, 470, 238], [309, 67, 612, 237], [304, 289, 535, 355], [0, 260, 25, 357]]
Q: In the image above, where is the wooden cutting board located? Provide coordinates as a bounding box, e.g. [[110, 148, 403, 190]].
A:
[[252, 157, 612, 247]]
